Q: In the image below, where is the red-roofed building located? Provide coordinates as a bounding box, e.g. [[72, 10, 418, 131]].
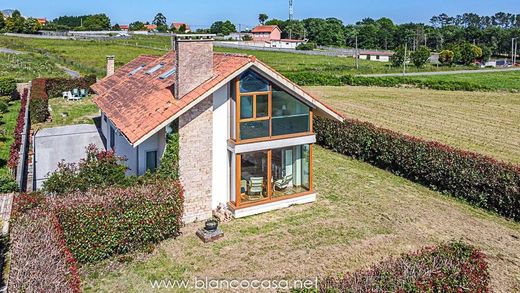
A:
[[144, 24, 157, 31], [36, 18, 47, 25], [119, 24, 129, 31], [91, 35, 342, 222], [171, 22, 191, 33], [251, 25, 281, 42]]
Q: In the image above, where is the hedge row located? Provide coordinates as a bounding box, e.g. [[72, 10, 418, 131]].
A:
[[29, 78, 49, 123], [307, 242, 490, 292], [9, 205, 80, 293], [285, 72, 494, 91], [315, 116, 520, 221], [49, 179, 184, 263], [7, 88, 28, 172], [45, 75, 97, 98], [0, 77, 17, 96]]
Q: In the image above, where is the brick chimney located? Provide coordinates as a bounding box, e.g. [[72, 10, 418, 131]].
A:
[[174, 34, 214, 99], [106, 55, 115, 77]]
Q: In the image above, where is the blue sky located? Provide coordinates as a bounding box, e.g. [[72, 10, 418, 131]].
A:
[[2, 0, 519, 29]]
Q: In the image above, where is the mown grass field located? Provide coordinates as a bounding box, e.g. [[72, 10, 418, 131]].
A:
[[0, 100, 21, 176], [308, 86, 520, 164], [406, 70, 520, 91], [0, 52, 66, 82], [81, 146, 520, 292]]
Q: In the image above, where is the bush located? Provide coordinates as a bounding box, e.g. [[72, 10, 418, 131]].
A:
[[45, 75, 97, 98], [7, 88, 29, 171], [0, 175, 19, 193], [410, 46, 431, 68], [0, 101, 8, 114], [439, 50, 455, 65], [156, 131, 180, 180], [43, 144, 130, 194], [0, 77, 16, 96], [49, 179, 184, 263], [311, 242, 490, 292], [315, 116, 520, 221], [29, 78, 49, 123], [12, 192, 46, 220], [9, 208, 81, 293], [391, 45, 408, 67], [296, 42, 317, 51]]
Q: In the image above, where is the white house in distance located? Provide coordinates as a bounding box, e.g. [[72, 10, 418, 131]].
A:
[[358, 51, 394, 62], [250, 25, 306, 49], [91, 35, 343, 223]]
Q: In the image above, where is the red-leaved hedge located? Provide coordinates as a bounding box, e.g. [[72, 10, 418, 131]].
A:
[[7, 88, 28, 170], [49, 179, 184, 263], [29, 78, 49, 123], [314, 241, 490, 292], [315, 116, 520, 221], [9, 205, 81, 293]]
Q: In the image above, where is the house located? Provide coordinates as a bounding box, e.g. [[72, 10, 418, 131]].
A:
[[270, 39, 306, 49], [36, 18, 47, 25], [91, 34, 343, 222], [171, 22, 191, 33], [119, 25, 129, 31], [145, 24, 157, 31], [251, 25, 282, 42], [358, 51, 394, 62]]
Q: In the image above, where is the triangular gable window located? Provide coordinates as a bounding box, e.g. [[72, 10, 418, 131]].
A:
[[239, 70, 269, 93]]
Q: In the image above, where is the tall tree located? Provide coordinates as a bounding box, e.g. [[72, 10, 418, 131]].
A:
[[258, 13, 269, 25], [153, 13, 167, 26]]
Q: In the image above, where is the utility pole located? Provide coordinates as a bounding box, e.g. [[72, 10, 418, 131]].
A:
[[512, 38, 516, 65], [403, 42, 407, 75], [515, 38, 518, 65], [355, 35, 359, 70], [238, 24, 242, 41]]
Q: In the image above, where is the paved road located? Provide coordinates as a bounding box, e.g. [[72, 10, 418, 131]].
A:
[[358, 67, 520, 77], [33, 124, 105, 190], [57, 64, 81, 78]]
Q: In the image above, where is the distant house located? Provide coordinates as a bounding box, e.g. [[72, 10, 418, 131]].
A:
[[270, 39, 306, 49], [358, 51, 394, 62], [171, 22, 191, 33], [91, 34, 342, 222], [36, 18, 47, 25], [252, 25, 282, 42], [120, 25, 129, 31], [145, 24, 157, 31]]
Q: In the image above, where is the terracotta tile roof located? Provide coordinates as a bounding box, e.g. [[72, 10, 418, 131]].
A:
[[252, 25, 280, 33], [92, 52, 254, 145]]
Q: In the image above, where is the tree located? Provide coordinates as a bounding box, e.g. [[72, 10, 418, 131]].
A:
[[439, 50, 455, 65], [111, 23, 121, 31], [5, 10, 25, 33], [210, 20, 236, 36], [258, 13, 269, 25], [129, 21, 146, 31], [453, 42, 482, 65], [82, 14, 111, 31], [153, 13, 167, 26], [22, 18, 41, 34], [410, 46, 431, 67], [0, 15, 5, 31], [284, 20, 305, 39], [391, 46, 408, 67]]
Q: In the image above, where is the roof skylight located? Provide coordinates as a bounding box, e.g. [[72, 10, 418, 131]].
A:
[[146, 63, 165, 75], [128, 65, 145, 76], [159, 68, 176, 80]]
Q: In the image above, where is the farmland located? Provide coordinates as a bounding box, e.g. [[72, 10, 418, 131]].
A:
[[308, 86, 520, 164], [0, 52, 66, 82], [81, 146, 520, 292]]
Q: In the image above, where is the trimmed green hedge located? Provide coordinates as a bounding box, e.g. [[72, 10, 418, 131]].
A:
[[29, 78, 49, 123], [50, 179, 184, 263], [0, 77, 17, 96], [315, 116, 520, 221], [45, 75, 97, 98], [300, 241, 490, 292], [285, 72, 493, 91]]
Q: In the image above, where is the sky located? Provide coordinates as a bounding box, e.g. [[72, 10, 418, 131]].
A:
[[2, 0, 519, 29]]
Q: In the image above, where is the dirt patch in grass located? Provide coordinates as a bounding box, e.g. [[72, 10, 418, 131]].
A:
[[307, 86, 520, 164], [81, 147, 520, 292]]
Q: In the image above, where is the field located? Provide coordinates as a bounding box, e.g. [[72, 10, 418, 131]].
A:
[[308, 86, 520, 164], [0, 52, 66, 82], [33, 96, 100, 131], [405, 70, 520, 91], [0, 100, 21, 176], [81, 146, 520, 292]]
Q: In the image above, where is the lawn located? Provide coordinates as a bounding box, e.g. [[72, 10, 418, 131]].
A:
[[32, 97, 100, 131], [0, 100, 21, 177], [406, 70, 520, 91], [0, 52, 66, 82], [307, 86, 520, 164], [81, 146, 520, 292]]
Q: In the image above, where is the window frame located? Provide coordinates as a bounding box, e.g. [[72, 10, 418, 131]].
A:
[[234, 74, 313, 144]]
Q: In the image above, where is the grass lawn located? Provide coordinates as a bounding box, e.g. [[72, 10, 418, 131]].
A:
[[81, 146, 520, 292], [0, 100, 21, 177], [307, 86, 520, 164], [32, 96, 100, 131], [407, 70, 520, 92], [0, 52, 66, 82]]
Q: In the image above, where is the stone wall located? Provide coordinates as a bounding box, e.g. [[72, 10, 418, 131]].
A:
[[179, 96, 213, 223]]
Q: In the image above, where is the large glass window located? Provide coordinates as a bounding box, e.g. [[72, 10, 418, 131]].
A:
[[271, 145, 310, 198], [237, 70, 312, 141], [240, 151, 268, 204]]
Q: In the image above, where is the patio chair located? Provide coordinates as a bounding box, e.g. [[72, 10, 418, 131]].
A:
[[248, 177, 264, 199], [80, 89, 87, 97], [275, 174, 293, 191], [72, 88, 80, 98], [62, 91, 72, 99]]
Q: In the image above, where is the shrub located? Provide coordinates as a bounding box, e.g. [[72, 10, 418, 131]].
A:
[[315, 116, 520, 221], [9, 208, 81, 293], [0, 101, 8, 114], [49, 179, 184, 263], [29, 78, 49, 123], [439, 50, 455, 65], [12, 192, 46, 220], [43, 144, 130, 194], [156, 131, 180, 180], [410, 45, 431, 68], [7, 88, 29, 171], [296, 42, 317, 51], [45, 75, 97, 98], [0, 77, 16, 96], [0, 175, 18, 193], [312, 242, 490, 292], [391, 45, 408, 67]]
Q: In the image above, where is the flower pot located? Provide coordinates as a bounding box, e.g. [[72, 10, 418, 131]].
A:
[[204, 219, 218, 232]]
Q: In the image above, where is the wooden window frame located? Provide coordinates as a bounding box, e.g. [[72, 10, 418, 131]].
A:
[[233, 144, 314, 209]]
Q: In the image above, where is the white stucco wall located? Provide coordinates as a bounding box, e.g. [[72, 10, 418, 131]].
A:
[[211, 84, 230, 209]]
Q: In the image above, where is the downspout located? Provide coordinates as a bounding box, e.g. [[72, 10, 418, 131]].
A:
[[136, 145, 139, 176]]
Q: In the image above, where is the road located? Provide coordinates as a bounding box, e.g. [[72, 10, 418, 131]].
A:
[[358, 67, 520, 77]]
